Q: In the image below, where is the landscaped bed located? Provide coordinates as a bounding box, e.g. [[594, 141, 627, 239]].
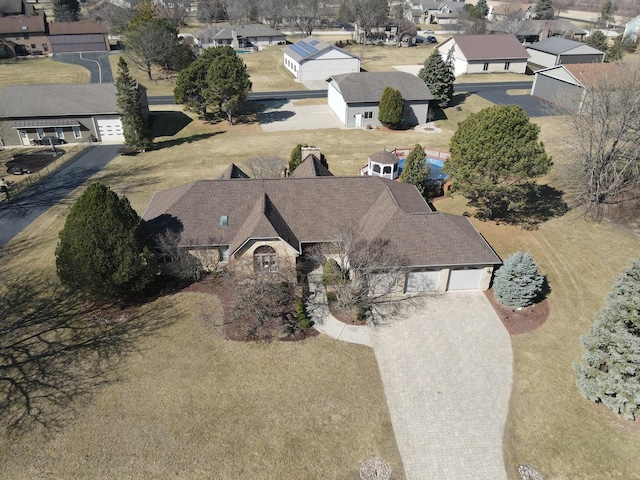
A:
[[5, 149, 65, 174]]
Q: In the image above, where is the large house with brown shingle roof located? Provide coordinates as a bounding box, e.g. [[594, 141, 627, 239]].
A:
[[142, 157, 501, 293], [436, 34, 529, 76]]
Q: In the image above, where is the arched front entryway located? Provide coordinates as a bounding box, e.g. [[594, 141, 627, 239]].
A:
[[254, 245, 278, 273]]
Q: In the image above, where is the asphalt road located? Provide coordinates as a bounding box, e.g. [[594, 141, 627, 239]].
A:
[[53, 52, 114, 83], [0, 144, 122, 248]]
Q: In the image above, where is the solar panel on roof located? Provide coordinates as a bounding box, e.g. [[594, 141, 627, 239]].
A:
[[309, 39, 319, 46], [290, 40, 319, 58]]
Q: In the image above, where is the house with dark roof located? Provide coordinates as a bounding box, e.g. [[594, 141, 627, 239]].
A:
[[436, 34, 529, 76], [487, 19, 587, 44], [193, 24, 285, 50], [526, 37, 605, 69], [283, 36, 360, 82], [0, 0, 38, 16], [531, 63, 622, 111], [327, 71, 434, 128], [0, 14, 49, 56], [404, 0, 446, 24], [0, 83, 146, 146], [142, 156, 501, 292], [48, 21, 109, 53], [434, 1, 466, 25]]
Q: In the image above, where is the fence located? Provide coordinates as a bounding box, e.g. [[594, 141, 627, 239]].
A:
[[0, 140, 93, 201]]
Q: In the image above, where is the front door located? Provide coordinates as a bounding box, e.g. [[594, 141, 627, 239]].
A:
[[355, 113, 362, 127], [19, 130, 29, 146]]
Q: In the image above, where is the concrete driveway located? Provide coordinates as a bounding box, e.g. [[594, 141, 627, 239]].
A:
[[370, 292, 512, 480], [257, 100, 344, 132]]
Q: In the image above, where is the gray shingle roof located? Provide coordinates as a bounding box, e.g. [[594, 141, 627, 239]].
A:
[[328, 72, 434, 103], [0, 83, 118, 117], [289, 154, 333, 178], [527, 37, 604, 55], [218, 163, 249, 179], [143, 174, 501, 267], [443, 34, 529, 61], [0, 14, 45, 34], [369, 150, 399, 165]]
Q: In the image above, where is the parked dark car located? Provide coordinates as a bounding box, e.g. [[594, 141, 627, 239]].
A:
[[7, 165, 32, 175], [426, 35, 438, 43], [35, 136, 67, 146]]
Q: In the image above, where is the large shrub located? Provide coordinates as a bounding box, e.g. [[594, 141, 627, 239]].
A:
[[378, 86, 404, 129], [493, 251, 544, 307], [55, 183, 157, 298]]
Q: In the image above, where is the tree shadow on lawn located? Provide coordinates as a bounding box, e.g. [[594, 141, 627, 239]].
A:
[[471, 184, 569, 229], [0, 275, 178, 435], [430, 92, 475, 121], [149, 110, 193, 138], [153, 132, 224, 150]]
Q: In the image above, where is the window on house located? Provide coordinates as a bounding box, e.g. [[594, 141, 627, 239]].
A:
[[220, 215, 228, 227], [55, 127, 64, 139], [219, 246, 229, 261], [36, 128, 44, 139], [254, 245, 278, 273], [30, 43, 36, 48], [73, 126, 81, 138], [372, 164, 381, 173], [504, 62, 510, 70], [42, 43, 48, 52], [483, 63, 489, 71], [383, 166, 392, 174], [364, 111, 373, 119], [24, 33, 29, 40]]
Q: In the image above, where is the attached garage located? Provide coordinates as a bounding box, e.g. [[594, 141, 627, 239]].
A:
[[447, 268, 484, 291], [95, 116, 124, 142], [405, 270, 440, 293]]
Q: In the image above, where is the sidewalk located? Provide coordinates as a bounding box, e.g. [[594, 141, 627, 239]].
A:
[[307, 277, 372, 347]]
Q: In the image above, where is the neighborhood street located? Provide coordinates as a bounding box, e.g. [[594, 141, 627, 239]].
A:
[[0, 144, 122, 248]]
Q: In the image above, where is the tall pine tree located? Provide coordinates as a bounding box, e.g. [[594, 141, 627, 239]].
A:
[[204, 50, 252, 125], [418, 49, 455, 109], [378, 86, 404, 129], [476, 0, 489, 18], [115, 57, 152, 151], [400, 144, 429, 195], [575, 258, 640, 420], [493, 251, 544, 307]]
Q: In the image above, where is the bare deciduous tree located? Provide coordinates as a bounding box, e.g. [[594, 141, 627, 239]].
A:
[[284, 0, 328, 37], [257, 0, 287, 28], [124, 20, 179, 80], [155, 2, 188, 27], [308, 227, 409, 324], [155, 230, 220, 282], [243, 155, 287, 178], [556, 63, 640, 220]]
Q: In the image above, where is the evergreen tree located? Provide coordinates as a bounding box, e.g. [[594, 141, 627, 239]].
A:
[[493, 251, 544, 307], [606, 35, 625, 62], [56, 183, 157, 298], [476, 0, 489, 18], [115, 57, 152, 151], [289, 144, 303, 173], [447, 105, 552, 219], [534, 0, 554, 19], [418, 49, 455, 108], [400, 144, 429, 195], [378, 86, 404, 129], [175, 46, 234, 116], [53, 0, 80, 21], [599, 0, 614, 27], [575, 258, 640, 420], [204, 50, 252, 125], [585, 30, 608, 53]]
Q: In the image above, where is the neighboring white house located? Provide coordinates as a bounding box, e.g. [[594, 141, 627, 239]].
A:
[[193, 24, 286, 49], [283, 36, 360, 82], [327, 71, 434, 128], [623, 14, 640, 42], [436, 34, 529, 76], [526, 37, 605, 69]]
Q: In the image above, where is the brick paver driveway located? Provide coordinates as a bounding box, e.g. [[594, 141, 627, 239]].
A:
[[370, 292, 512, 480]]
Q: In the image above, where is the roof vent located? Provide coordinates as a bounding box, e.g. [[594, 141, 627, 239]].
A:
[[220, 215, 228, 227]]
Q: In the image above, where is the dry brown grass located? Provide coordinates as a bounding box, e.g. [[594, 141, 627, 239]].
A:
[[0, 289, 403, 479], [435, 114, 640, 479], [108, 53, 179, 97], [0, 57, 89, 88]]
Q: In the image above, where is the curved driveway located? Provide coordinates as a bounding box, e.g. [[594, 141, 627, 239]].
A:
[[53, 52, 114, 83], [370, 292, 512, 480], [0, 144, 122, 247]]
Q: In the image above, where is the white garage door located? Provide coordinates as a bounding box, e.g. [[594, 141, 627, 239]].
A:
[[447, 269, 483, 291], [405, 271, 440, 292], [95, 117, 124, 142]]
